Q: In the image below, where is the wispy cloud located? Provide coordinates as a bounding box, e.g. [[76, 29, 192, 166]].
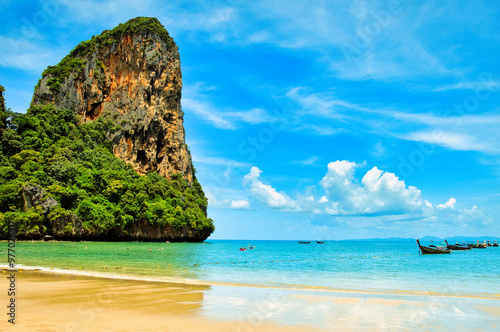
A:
[[282, 87, 500, 157], [192, 155, 251, 168], [182, 97, 235, 129], [182, 83, 276, 129], [371, 142, 387, 158], [286, 87, 365, 120], [0, 36, 64, 73], [402, 131, 492, 153], [204, 187, 250, 210], [292, 156, 320, 166], [433, 80, 500, 92]]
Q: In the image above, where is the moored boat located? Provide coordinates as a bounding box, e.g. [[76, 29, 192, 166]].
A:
[[416, 239, 451, 254], [316, 240, 325, 244], [445, 240, 471, 251], [469, 241, 487, 249], [298, 241, 311, 244]]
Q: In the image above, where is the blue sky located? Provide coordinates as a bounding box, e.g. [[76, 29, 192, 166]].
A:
[[1, 0, 500, 240]]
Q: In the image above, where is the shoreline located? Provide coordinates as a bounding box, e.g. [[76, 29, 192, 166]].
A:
[[1, 269, 499, 331], [2, 263, 499, 301], [1, 270, 323, 331]]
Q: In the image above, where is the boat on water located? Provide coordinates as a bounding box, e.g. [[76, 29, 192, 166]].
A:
[[469, 241, 487, 249], [316, 240, 325, 244], [298, 241, 311, 244], [493, 241, 499, 247], [416, 239, 451, 254], [445, 240, 471, 251]]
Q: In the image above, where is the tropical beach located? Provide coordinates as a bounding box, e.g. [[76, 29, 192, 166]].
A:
[[1, 265, 499, 331], [1, 240, 500, 330], [2, 1, 500, 331]]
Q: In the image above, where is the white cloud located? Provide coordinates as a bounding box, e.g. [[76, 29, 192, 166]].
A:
[[284, 87, 500, 157], [286, 87, 361, 120], [231, 200, 250, 209], [437, 198, 456, 209], [243, 166, 299, 211], [182, 83, 275, 129], [371, 142, 387, 158], [182, 97, 235, 129], [403, 131, 493, 153], [226, 108, 274, 124], [192, 155, 251, 168], [292, 156, 320, 166], [433, 81, 500, 92], [319, 161, 425, 216], [0, 36, 64, 73], [205, 188, 250, 210], [242, 161, 489, 228]]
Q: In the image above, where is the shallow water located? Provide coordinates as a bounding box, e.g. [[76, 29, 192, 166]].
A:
[[5, 240, 500, 296]]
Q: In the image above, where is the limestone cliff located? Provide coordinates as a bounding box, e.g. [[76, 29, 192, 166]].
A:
[[32, 17, 194, 181], [0, 17, 216, 242], [0, 84, 5, 115]]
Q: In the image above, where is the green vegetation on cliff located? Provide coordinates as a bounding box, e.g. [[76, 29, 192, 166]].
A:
[[0, 92, 214, 240], [38, 17, 176, 93]]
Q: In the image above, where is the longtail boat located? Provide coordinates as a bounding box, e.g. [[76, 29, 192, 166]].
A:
[[445, 240, 471, 251], [298, 241, 311, 244], [416, 239, 451, 254], [469, 241, 487, 249]]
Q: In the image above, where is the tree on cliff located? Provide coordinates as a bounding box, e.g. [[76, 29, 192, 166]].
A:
[[0, 18, 215, 241]]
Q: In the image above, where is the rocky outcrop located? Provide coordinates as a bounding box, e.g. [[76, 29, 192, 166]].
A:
[[22, 184, 58, 213], [48, 208, 83, 239], [32, 17, 194, 181], [0, 84, 5, 115]]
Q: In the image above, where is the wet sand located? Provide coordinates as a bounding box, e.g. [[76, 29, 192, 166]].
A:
[[1, 269, 499, 331]]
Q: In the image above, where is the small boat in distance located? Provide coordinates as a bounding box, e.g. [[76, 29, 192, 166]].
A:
[[298, 241, 311, 244], [445, 240, 471, 251], [416, 239, 451, 255], [316, 240, 325, 244], [469, 241, 487, 249]]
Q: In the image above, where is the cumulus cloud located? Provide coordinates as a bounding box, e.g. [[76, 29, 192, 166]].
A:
[[231, 200, 250, 209], [242, 161, 489, 227], [243, 167, 299, 211], [437, 198, 456, 209], [319, 161, 428, 216]]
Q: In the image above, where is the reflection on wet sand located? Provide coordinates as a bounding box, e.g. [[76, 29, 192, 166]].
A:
[[1, 270, 498, 331], [20, 271, 210, 315]]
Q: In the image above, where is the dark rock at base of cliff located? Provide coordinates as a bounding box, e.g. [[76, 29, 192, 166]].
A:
[[48, 208, 83, 239], [22, 184, 58, 213]]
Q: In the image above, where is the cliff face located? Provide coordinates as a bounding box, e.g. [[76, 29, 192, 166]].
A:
[[0, 18, 215, 242], [32, 18, 194, 182], [0, 84, 5, 115]]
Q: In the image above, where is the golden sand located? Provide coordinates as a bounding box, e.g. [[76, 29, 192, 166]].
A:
[[0, 271, 322, 332], [1, 270, 499, 331]]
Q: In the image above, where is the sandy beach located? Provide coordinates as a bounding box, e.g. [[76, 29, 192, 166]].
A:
[[1, 269, 499, 331]]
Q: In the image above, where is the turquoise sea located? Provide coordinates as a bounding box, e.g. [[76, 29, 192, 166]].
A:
[[5, 239, 500, 296]]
